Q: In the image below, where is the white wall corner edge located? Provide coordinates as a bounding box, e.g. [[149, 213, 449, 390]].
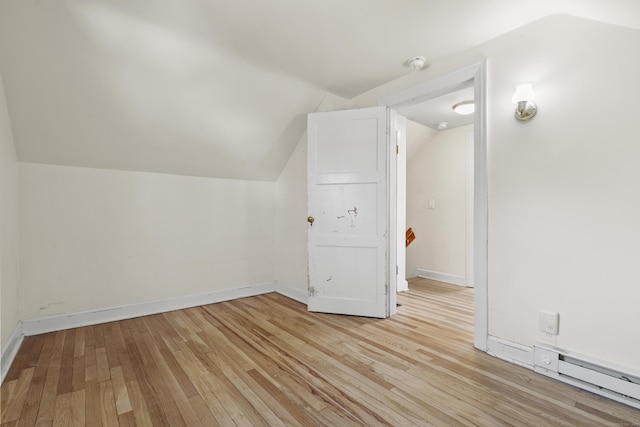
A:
[[415, 268, 468, 288], [486, 335, 534, 369], [275, 282, 308, 304], [1, 322, 25, 384]]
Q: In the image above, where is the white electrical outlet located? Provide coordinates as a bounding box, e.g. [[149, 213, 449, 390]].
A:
[[539, 310, 559, 335], [428, 199, 435, 209]]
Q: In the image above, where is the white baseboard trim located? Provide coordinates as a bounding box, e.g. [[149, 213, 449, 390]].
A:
[[1, 322, 25, 384], [21, 282, 276, 337], [397, 279, 409, 292], [415, 268, 467, 287], [486, 335, 534, 369], [275, 283, 308, 304]]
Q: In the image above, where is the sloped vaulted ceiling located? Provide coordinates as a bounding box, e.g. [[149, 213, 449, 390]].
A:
[[1, 0, 640, 180]]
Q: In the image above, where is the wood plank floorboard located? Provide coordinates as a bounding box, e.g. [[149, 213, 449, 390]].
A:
[[2, 277, 640, 426]]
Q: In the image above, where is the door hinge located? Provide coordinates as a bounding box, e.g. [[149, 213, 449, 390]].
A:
[[396, 265, 398, 275], [396, 145, 398, 155]]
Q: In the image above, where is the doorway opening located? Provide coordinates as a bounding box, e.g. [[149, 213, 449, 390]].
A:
[[398, 84, 474, 289], [380, 61, 488, 351]]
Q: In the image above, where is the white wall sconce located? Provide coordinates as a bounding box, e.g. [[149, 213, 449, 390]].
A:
[[512, 83, 537, 121]]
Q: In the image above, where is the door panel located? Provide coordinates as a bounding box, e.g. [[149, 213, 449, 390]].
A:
[[315, 117, 379, 173], [313, 183, 378, 235], [313, 246, 378, 299]]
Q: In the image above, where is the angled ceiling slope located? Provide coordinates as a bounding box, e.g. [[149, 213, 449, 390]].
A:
[[1, 0, 639, 180]]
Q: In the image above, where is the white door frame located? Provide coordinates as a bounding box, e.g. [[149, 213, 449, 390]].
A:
[[379, 60, 488, 351], [466, 129, 475, 288], [395, 116, 409, 293]]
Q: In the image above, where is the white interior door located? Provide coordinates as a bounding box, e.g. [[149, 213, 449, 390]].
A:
[[307, 106, 400, 318]]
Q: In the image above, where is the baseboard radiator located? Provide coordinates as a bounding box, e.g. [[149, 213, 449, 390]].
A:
[[533, 345, 640, 410]]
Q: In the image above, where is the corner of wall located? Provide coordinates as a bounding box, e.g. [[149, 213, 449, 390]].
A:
[[275, 281, 308, 305], [1, 322, 24, 384], [274, 135, 309, 295], [0, 71, 21, 355]]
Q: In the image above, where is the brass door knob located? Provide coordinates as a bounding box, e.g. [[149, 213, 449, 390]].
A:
[[307, 216, 315, 224]]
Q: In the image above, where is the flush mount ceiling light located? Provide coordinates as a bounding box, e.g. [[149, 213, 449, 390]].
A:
[[406, 56, 426, 70], [452, 100, 474, 115]]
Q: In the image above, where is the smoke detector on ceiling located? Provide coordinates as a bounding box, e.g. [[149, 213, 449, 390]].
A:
[[406, 56, 427, 70]]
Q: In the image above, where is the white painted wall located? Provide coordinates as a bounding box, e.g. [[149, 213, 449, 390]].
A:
[[0, 74, 20, 348], [406, 123, 469, 280], [276, 15, 640, 372], [483, 16, 640, 371], [19, 163, 275, 320], [275, 135, 309, 294]]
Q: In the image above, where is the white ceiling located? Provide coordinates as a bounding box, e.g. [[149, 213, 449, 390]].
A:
[[1, 0, 640, 180], [397, 85, 476, 131]]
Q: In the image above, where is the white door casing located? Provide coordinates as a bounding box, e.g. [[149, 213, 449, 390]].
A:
[[307, 106, 399, 318], [379, 60, 488, 350], [395, 115, 408, 293], [465, 129, 475, 288]]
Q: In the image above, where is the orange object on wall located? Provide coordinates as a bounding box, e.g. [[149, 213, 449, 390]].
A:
[[406, 228, 415, 247]]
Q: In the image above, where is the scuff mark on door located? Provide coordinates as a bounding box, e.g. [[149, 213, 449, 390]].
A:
[[348, 206, 358, 227]]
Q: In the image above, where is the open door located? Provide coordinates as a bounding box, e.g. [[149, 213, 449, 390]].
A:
[[307, 106, 403, 318]]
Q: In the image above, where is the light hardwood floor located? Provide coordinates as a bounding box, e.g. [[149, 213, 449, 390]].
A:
[[2, 278, 639, 426]]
